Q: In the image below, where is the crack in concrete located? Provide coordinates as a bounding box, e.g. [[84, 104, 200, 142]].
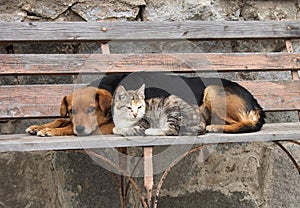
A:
[[49, 152, 64, 208], [135, 5, 146, 21], [20, 1, 82, 20]]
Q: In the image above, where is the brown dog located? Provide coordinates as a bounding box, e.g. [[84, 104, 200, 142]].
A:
[[26, 86, 114, 136]]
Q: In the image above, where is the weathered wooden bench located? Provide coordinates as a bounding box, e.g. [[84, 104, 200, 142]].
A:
[[0, 21, 300, 208]]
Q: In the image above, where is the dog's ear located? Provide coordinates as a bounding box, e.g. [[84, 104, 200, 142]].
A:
[[60, 96, 69, 117], [96, 89, 112, 116]]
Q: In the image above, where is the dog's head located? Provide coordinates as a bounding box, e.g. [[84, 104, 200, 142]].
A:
[[60, 86, 112, 136]]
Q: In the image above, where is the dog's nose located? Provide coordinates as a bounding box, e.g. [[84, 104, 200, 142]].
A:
[[76, 125, 85, 134]]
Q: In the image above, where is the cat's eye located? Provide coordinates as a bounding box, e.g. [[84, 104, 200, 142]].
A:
[[138, 106, 142, 109], [127, 107, 132, 110]]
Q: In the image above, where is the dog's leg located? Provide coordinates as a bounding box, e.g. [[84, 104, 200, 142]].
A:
[[37, 123, 74, 136], [96, 122, 115, 135], [206, 123, 249, 133], [208, 109, 261, 133], [26, 118, 71, 135]]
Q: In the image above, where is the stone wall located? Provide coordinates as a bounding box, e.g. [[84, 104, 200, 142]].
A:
[[0, 1, 299, 207]]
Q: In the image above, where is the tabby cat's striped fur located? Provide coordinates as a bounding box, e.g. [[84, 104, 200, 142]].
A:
[[112, 84, 206, 136]]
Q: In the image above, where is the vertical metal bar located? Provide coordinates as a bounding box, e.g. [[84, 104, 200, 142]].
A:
[[144, 147, 154, 207], [285, 40, 300, 120], [101, 42, 128, 207], [118, 147, 128, 207], [101, 43, 111, 55], [277, 41, 300, 176], [286, 40, 299, 80]]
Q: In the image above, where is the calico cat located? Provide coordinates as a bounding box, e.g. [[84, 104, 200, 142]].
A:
[[112, 84, 207, 136]]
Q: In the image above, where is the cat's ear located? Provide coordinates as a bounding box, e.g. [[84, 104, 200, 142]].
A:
[[115, 85, 127, 100], [138, 84, 145, 99]]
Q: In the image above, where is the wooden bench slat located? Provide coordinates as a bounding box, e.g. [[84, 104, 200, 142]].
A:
[[0, 84, 82, 118], [0, 123, 299, 152], [0, 21, 300, 42], [1, 81, 299, 118], [241, 80, 300, 111], [1, 53, 300, 74], [0, 21, 299, 157]]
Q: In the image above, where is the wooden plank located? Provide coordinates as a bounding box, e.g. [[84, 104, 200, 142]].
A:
[[0, 123, 299, 152], [0, 21, 300, 42], [241, 80, 300, 111], [0, 81, 299, 118], [0, 84, 78, 118], [1, 53, 300, 75], [286, 40, 300, 80]]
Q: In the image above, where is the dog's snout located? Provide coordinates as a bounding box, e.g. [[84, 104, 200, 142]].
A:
[[76, 125, 85, 134]]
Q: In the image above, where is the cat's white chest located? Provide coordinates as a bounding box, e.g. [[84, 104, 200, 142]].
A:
[[113, 109, 138, 128], [115, 119, 137, 128]]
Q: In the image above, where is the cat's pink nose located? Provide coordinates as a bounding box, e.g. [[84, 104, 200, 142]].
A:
[[133, 113, 137, 118]]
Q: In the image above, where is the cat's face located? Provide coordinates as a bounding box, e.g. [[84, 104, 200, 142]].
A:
[[113, 84, 146, 121]]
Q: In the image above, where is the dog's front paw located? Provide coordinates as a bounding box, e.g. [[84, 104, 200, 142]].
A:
[[198, 122, 207, 135], [37, 128, 55, 137], [206, 125, 222, 133], [26, 125, 44, 135]]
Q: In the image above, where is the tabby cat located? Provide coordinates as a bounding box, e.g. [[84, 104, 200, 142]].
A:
[[112, 84, 207, 136]]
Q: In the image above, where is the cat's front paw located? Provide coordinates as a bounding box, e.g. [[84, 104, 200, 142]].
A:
[[112, 127, 121, 135], [145, 128, 163, 136]]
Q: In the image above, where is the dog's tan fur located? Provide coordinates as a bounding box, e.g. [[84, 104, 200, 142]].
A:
[[200, 85, 262, 133], [26, 86, 114, 136]]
